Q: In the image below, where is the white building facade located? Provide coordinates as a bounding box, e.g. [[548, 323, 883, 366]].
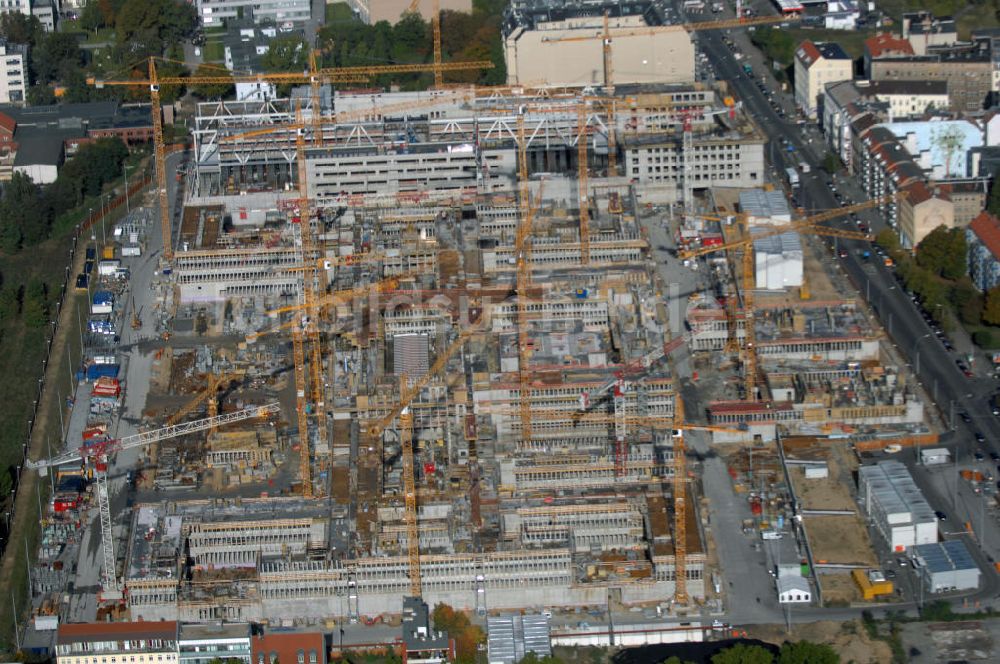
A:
[[0, 41, 26, 104]]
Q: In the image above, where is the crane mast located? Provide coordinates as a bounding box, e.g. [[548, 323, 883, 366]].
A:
[[33, 403, 279, 598]]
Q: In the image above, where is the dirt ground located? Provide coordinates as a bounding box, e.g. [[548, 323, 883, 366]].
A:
[[788, 457, 857, 512], [805, 515, 878, 566], [748, 619, 893, 664], [790, 468, 857, 511], [901, 620, 998, 663], [817, 572, 861, 604]]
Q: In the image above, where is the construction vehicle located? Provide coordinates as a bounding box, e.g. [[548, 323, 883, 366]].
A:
[[27, 404, 279, 600], [131, 296, 142, 330]]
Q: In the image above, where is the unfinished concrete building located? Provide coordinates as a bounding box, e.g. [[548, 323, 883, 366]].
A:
[[112, 82, 752, 628]]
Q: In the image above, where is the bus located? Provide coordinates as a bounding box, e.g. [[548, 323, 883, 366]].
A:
[[785, 167, 799, 188]]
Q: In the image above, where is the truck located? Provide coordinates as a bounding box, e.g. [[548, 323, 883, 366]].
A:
[[761, 530, 783, 540], [799, 161, 811, 174], [785, 167, 799, 188]]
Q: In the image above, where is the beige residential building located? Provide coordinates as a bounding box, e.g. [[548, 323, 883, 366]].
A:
[[869, 54, 992, 113], [56, 622, 179, 664], [795, 41, 854, 120], [504, 14, 694, 87], [860, 80, 949, 118], [898, 180, 954, 248], [943, 180, 988, 227], [345, 0, 471, 24]]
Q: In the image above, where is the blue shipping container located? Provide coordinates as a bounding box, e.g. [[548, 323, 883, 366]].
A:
[[92, 291, 114, 306], [86, 364, 119, 380]]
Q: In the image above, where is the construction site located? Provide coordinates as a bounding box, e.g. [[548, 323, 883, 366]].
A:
[[20, 0, 963, 643]]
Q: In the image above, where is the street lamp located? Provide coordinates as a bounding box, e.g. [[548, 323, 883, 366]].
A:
[[914, 333, 933, 375], [123, 163, 131, 213]]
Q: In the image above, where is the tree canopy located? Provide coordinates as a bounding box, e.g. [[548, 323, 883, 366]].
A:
[[989, 172, 1000, 217], [916, 225, 967, 281], [260, 35, 309, 72], [984, 286, 1000, 326], [711, 643, 774, 664], [432, 603, 485, 664], [317, 2, 505, 87], [190, 64, 235, 100], [777, 641, 839, 664], [0, 138, 129, 255]]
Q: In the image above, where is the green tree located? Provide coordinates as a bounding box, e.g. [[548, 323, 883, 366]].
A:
[[951, 278, 983, 325], [190, 63, 234, 100], [26, 84, 56, 106], [22, 280, 47, 328], [116, 0, 196, 58], [31, 32, 84, 85], [0, 12, 41, 46], [989, 173, 1000, 217], [0, 172, 45, 251], [823, 153, 840, 174], [519, 654, 565, 664], [261, 35, 309, 72], [984, 285, 1000, 325], [777, 641, 839, 664], [0, 286, 19, 320], [875, 228, 900, 253], [974, 329, 996, 348], [916, 226, 966, 280], [80, 0, 108, 32], [432, 603, 484, 664], [391, 13, 429, 58], [711, 644, 774, 664]]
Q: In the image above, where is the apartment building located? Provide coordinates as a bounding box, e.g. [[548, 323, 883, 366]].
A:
[[941, 180, 988, 226], [860, 80, 949, 118], [0, 40, 26, 104], [869, 44, 993, 113], [901, 11, 957, 55], [863, 33, 914, 78], [56, 622, 179, 664], [966, 210, 1000, 292], [897, 180, 954, 248], [178, 623, 253, 664], [195, 0, 311, 27], [794, 40, 853, 120]]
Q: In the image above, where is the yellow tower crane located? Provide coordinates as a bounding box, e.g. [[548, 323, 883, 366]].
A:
[[679, 195, 901, 400], [89, 57, 493, 263]]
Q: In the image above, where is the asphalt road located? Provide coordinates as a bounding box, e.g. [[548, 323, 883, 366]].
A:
[[675, 0, 1000, 617]]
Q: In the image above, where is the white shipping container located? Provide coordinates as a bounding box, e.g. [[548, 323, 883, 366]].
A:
[[122, 245, 141, 257], [34, 615, 59, 631], [91, 304, 113, 314], [92, 355, 116, 364], [804, 465, 829, 479], [97, 260, 121, 276], [921, 448, 951, 465]]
